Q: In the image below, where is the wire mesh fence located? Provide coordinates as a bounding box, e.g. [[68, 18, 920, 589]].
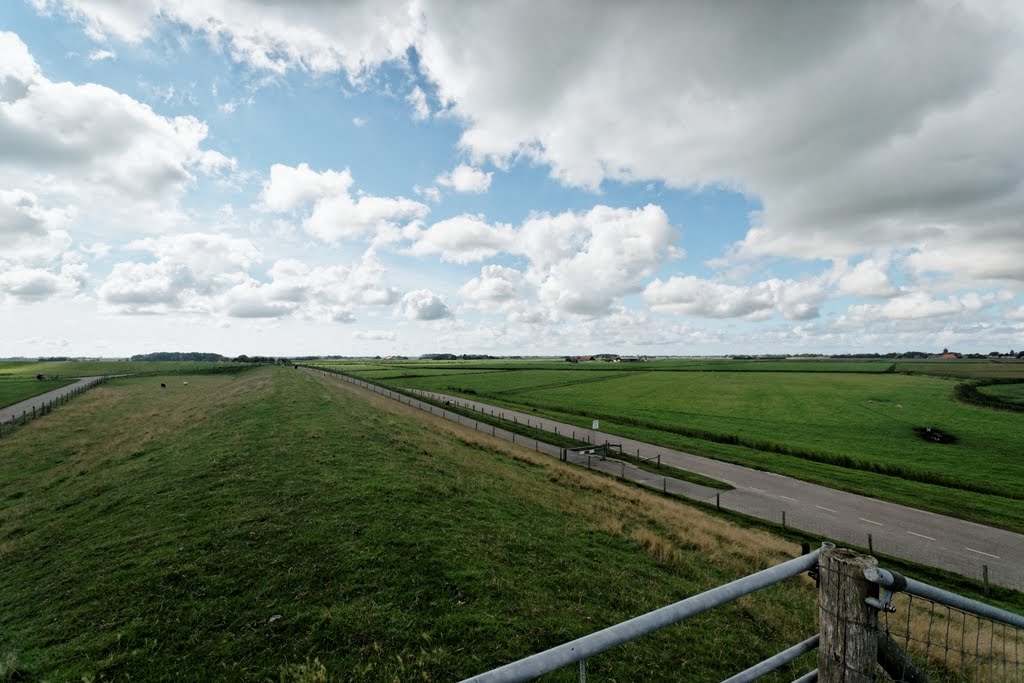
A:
[[817, 554, 1023, 683], [878, 593, 1023, 682]]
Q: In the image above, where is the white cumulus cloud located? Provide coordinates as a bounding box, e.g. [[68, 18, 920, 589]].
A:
[[0, 32, 234, 201], [436, 164, 492, 193], [259, 162, 428, 244], [398, 289, 452, 320]]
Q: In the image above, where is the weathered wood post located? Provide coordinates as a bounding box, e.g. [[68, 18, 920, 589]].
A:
[[818, 547, 879, 683]]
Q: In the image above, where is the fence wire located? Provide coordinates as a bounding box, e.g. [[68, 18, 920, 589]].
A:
[[877, 593, 1023, 683], [818, 559, 1023, 683]]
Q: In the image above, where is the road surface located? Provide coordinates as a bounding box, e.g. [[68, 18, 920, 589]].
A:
[[309, 369, 1024, 591]]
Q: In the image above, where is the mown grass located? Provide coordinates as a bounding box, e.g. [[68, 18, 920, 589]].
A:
[[978, 382, 1024, 407], [342, 364, 1024, 532], [0, 360, 244, 378], [895, 360, 1024, 379], [322, 368, 734, 492], [2, 367, 827, 682], [0, 377, 73, 409]]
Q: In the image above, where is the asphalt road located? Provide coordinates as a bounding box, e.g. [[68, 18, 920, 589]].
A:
[[310, 370, 1024, 590], [0, 376, 105, 426]]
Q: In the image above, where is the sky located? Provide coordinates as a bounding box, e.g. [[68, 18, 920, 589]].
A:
[[2, 1, 1024, 358]]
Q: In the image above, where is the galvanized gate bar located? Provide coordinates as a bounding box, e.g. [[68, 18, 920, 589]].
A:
[[721, 634, 820, 683], [790, 669, 818, 683], [865, 566, 1024, 628], [460, 547, 825, 683]]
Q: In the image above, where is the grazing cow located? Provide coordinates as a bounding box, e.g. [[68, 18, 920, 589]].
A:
[[183, 381, 189, 386], [160, 383, 166, 388]]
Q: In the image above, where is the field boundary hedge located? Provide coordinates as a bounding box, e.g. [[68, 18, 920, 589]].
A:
[[953, 379, 1024, 413]]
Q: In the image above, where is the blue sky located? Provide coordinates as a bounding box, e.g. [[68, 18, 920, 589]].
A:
[[2, 1, 1023, 357]]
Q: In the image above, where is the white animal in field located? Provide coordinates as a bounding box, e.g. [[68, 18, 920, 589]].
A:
[[183, 381, 189, 386], [896, 404, 902, 409]]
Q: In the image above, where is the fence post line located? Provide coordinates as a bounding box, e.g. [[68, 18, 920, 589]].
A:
[[716, 493, 720, 509], [782, 510, 786, 529], [982, 565, 990, 594], [868, 533, 874, 555], [817, 547, 879, 683]]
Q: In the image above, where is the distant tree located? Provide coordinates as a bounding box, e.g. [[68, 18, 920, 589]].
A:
[[130, 352, 227, 362], [942, 348, 949, 354]]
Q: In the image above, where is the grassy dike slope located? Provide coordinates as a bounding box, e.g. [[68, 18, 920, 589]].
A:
[[1, 367, 816, 682]]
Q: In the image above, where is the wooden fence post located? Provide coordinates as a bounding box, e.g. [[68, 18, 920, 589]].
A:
[[818, 547, 879, 683]]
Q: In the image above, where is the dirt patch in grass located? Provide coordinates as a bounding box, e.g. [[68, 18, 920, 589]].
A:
[[912, 426, 958, 444]]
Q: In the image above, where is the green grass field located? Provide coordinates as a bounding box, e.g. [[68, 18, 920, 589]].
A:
[[0, 359, 244, 379], [894, 360, 1024, 379], [978, 383, 1024, 407], [326, 360, 1024, 532], [0, 377, 73, 409], [2, 367, 827, 682]]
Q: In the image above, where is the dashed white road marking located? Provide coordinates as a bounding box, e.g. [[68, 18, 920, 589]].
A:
[[965, 547, 1000, 559], [859, 517, 884, 526], [907, 531, 936, 541], [780, 495, 799, 503], [816, 505, 838, 513], [749, 487, 766, 493], [721, 479, 736, 486]]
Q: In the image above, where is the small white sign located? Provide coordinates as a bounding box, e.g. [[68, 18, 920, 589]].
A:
[[592, 420, 600, 430]]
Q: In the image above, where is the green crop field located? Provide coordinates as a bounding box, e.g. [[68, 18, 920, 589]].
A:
[[0, 377, 74, 409], [331, 359, 1024, 532], [1, 367, 827, 682]]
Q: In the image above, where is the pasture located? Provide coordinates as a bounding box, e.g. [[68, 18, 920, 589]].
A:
[[2, 366, 826, 682], [0, 377, 73, 409], [979, 382, 1024, 407], [0, 359, 244, 379], [327, 359, 1024, 532]]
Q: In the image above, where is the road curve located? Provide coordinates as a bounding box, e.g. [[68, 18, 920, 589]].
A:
[[307, 369, 1024, 591], [0, 376, 106, 426]]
